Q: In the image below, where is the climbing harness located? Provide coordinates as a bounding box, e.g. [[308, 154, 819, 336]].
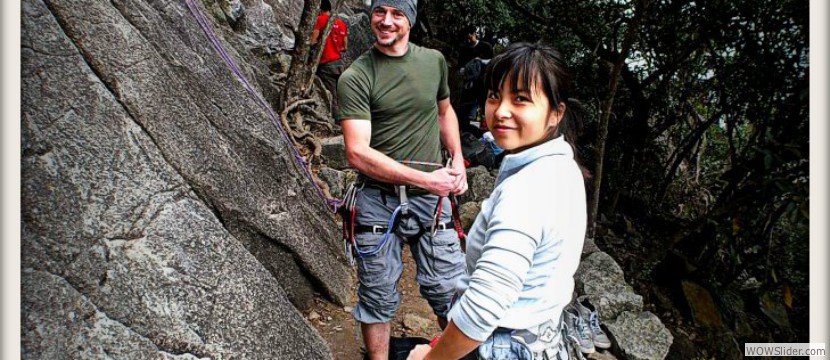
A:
[[339, 179, 410, 264], [429, 158, 453, 238], [353, 201, 407, 257], [396, 185, 410, 216], [398, 159, 445, 172], [337, 155, 470, 265]]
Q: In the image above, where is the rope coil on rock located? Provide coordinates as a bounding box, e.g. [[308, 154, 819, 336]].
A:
[[184, 0, 341, 211]]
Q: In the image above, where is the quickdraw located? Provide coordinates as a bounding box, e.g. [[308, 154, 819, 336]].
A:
[[450, 194, 466, 246], [341, 157, 468, 266], [433, 194, 466, 251], [339, 181, 408, 265], [430, 159, 467, 247], [339, 182, 360, 266]]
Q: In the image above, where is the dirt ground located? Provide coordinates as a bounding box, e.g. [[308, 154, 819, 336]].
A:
[[307, 246, 619, 360], [307, 246, 443, 360]]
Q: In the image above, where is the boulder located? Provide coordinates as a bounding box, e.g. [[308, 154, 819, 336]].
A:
[[459, 202, 481, 233], [22, 0, 350, 357], [462, 166, 495, 205], [321, 136, 350, 170], [319, 167, 346, 199], [582, 236, 601, 256], [576, 252, 643, 321], [582, 291, 645, 323], [605, 311, 673, 360], [681, 281, 724, 328], [340, 11, 374, 65], [576, 251, 626, 294], [225, 0, 303, 53]]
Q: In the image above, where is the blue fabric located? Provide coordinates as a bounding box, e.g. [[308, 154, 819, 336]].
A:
[[448, 136, 586, 342], [477, 329, 533, 360]]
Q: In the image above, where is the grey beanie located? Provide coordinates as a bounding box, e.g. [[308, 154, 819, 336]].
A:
[[371, 0, 417, 26]]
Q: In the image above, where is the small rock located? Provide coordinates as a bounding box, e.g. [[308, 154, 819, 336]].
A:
[[321, 136, 350, 170], [308, 311, 320, 321], [582, 236, 601, 256], [587, 350, 618, 360], [327, 316, 332, 321], [459, 202, 481, 233], [343, 306, 354, 313], [606, 311, 673, 360], [402, 314, 432, 334], [681, 281, 724, 328], [318, 167, 346, 198]]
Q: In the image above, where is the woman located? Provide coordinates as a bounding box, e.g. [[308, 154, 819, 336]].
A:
[[407, 42, 586, 360]]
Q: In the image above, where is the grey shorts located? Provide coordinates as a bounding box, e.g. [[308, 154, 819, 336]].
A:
[[351, 186, 466, 324]]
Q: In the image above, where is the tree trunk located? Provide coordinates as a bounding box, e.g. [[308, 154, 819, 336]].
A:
[[589, 0, 647, 236], [284, 0, 323, 104], [654, 112, 719, 203]]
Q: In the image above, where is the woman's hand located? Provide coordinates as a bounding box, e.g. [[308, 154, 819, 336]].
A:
[[406, 344, 433, 360]]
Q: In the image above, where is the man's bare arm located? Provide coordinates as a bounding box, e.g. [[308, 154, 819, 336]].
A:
[[406, 321, 480, 360], [342, 32, 349, 52], [310, 29, 320, 45], [341, 119, 462, 196], [437, 98, 468, 195]]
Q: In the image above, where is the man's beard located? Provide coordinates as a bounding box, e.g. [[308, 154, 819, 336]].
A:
[[373, 25, 401, 47], [376, 36, 398, 47]]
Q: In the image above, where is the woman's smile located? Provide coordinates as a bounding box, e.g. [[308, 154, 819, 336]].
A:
[[484, 76, 563, 152]]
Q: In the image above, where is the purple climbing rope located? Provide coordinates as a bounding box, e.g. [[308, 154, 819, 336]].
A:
[[184, 0, 342, 211]]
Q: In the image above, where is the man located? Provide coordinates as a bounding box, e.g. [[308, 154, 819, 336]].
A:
[[456, 29, 493, 137], [457, 26, 493, 73], [311, 0, 348, 112], [336, 1, 468, 359]]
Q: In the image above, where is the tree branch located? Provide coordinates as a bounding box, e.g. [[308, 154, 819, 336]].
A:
[[589, 0, 648, 234], [654, 109, 721, 202]]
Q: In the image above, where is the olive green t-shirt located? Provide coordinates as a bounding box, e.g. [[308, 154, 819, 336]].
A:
[[336, 44, 450, 170]]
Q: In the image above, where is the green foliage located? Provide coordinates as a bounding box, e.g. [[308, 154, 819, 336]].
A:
[[420, 0, 809, 340]]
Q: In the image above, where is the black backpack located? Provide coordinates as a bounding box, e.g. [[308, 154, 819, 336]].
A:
[[360, 336, 429, 360], [460, 132, 502, 170], [462, 58, 485, 91]]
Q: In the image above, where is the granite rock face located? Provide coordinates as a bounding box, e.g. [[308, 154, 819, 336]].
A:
[[215, 0, 304, 54], [21, 0, 352, 358]]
